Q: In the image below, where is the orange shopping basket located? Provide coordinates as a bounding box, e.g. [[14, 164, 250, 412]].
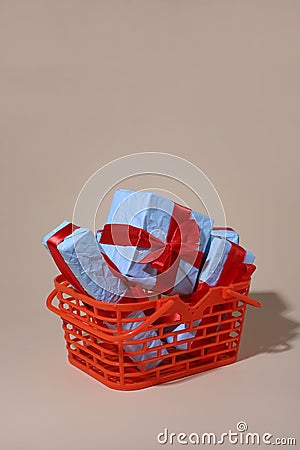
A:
[[46, 275, 262, 390]]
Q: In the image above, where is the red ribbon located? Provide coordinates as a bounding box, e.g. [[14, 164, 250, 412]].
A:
[[233, 263, 256, 283], [99, 202, 203, 293], [47, 223, 88, 295], [216, 241, 246, 286]]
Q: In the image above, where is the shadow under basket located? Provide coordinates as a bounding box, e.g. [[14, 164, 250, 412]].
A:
[[46, 275, 262, 390]]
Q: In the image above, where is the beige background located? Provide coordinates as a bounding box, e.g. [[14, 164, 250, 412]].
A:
[[1, 1, 300, 449]]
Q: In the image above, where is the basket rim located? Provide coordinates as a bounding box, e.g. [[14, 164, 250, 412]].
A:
[[53, 273, 253, 312]]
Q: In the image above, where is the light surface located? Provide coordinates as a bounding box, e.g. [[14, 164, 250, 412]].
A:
[[1, 1, 299, 449]]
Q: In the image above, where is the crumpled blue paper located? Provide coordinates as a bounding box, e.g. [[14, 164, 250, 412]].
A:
[[211, 227, 239, 244], [200, 235, 255, 286], [42, 222, 128, 302], [98, 189, 213, 295]]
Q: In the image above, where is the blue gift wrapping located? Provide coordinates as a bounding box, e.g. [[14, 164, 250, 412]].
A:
[[42, 222, 128, 302], [211, 227, 239, 244], [98, 189, 213, 295], [200, 235, 255, 286]]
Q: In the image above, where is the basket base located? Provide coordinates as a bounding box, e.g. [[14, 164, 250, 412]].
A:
[[68, 352, 238, 391]]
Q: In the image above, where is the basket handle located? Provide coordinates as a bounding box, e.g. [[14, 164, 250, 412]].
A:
[[46, 288, 175, 343], [162, 284, 262, 322], [223, 288, 262, 308]]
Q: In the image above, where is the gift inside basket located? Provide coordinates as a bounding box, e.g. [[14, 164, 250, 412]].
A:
[[43, 189, 262, 390]]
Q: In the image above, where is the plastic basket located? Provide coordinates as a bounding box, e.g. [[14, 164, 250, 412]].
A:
[[46, 275, 261, 390]]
